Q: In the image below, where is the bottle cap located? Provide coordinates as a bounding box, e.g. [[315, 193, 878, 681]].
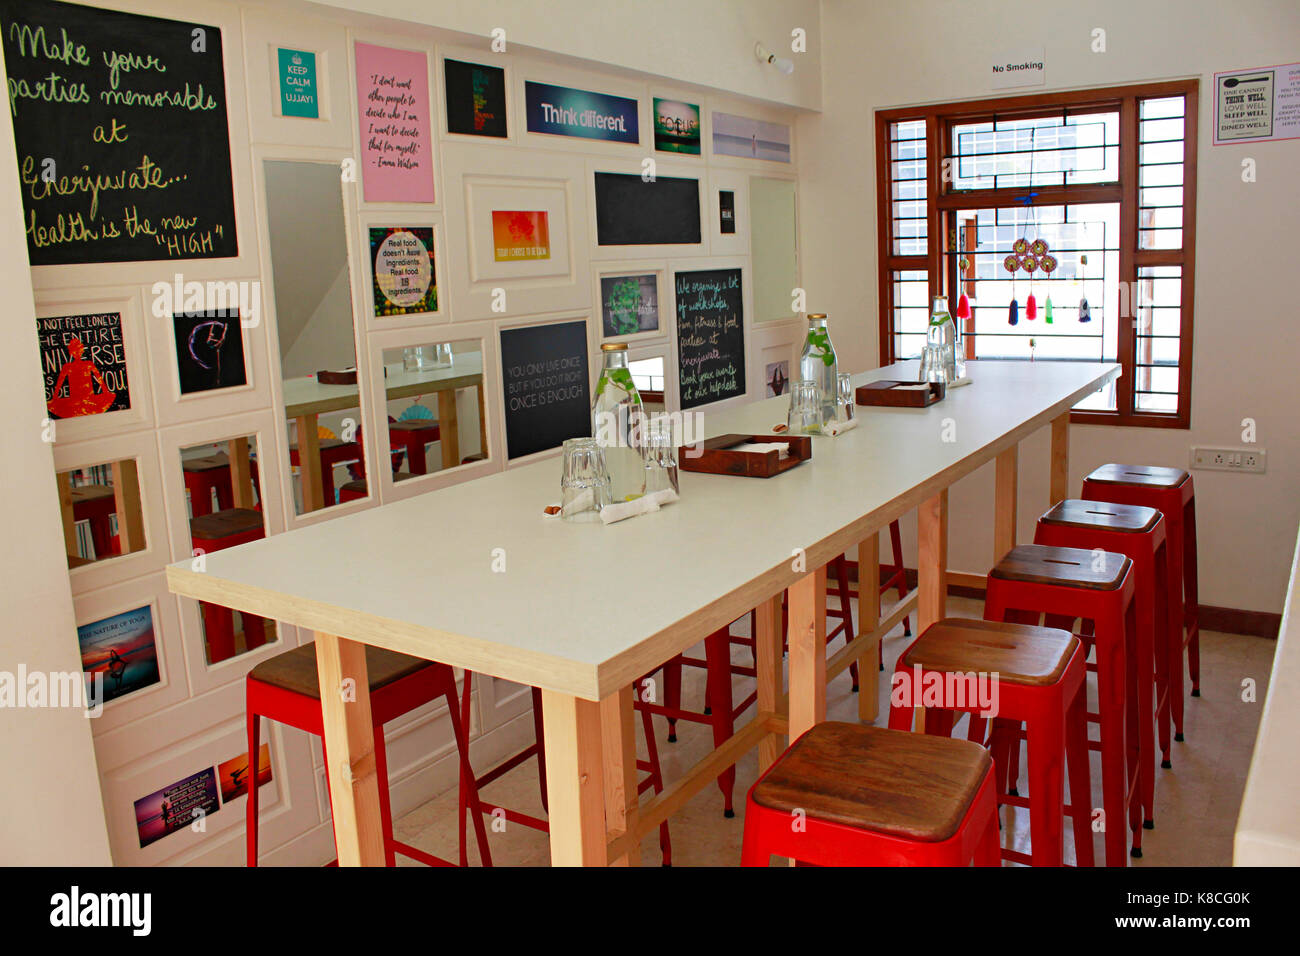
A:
[[600, 342, 629, 351], [807, 313, 827, 318]]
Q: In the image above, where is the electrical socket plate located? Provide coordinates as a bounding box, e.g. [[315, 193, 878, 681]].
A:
[[1190, 446, 1266, 473]]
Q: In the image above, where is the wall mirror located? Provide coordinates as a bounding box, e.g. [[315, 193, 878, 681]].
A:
[[57, 459, 146, 568], [750, 177, 798, 322], [263, 159, 363, 514]]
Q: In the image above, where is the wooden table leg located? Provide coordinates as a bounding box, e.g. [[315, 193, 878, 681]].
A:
[[110, 459, 145, 554], [541, 689, 608, 866], [228, 437, 255, 509], [917, 489, 949, 733], [755, 594, 783, 773], [1050, 411, 1070, 507], [600, 685, 640, 866], [857, 533, 881, 722], [314, 632, 386, 866], [296, 414, 324, 512], [56, 472, 78, 556], [439, 388, 461, 470], [476, 382, 488, 458], [787, 564, 828, 741], [994, 444, 1018, 564]]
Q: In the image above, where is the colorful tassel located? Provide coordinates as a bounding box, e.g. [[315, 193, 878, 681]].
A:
[[1026, 293, 1037, 320], [1079, 297, 1091, 323], [1045, 296, 1054, 324], [956, 293, 971, 320], [1008, 299, 1019, 326]]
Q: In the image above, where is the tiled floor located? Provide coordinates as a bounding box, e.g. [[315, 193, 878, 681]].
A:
[[397, 595, 1275, 866]]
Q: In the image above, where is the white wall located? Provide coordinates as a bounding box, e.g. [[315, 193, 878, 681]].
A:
[[309, 0, 823, 110], [801, 0, 1300, 613], [0, 53, 113, 866]]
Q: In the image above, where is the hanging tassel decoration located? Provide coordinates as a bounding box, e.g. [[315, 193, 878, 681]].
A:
[[1026, 293, 1038, 321], [956, 293, 971, 320], [1079, 297, 1091, 322], [1045, 296, 1054, 324], [1008, 298, 1019, 326]]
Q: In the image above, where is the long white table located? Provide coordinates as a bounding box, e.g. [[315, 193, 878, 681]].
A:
[[166, 359, 1119, 866]]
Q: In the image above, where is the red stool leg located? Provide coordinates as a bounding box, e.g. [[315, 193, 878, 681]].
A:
[[662, 658, 682, 742], [372, 724, 398, 866], [201, 601, 236, 663], [832, 556, 859, 691], [443, 678, 491, 867], [1025, 689, 1066, 866], [531, 686, 547, 812], [704, 628, 737, 816], [1153, 542, 1173, 769], [1065, 682, 1095, 867], [638, 705, 672, 865], [1095, 602, 1130, 865], [246, 707, 260, 866], [1184, 496, 1200, 696]]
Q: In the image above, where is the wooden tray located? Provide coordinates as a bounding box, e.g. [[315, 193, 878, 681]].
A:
[[317, 368, 358, 385], [678, 434, 812, 478], [855, 380, 945, 407]]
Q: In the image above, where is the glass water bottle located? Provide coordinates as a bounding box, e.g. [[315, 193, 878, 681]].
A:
[[592, 342, 646, 502], [926, 296, 958, 383], [799, 313, 839, 425]]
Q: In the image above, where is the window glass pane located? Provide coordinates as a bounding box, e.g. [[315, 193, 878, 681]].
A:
[[1139, 96, 1186, 250], [949, 111, 1119, 190], [890, 120, 927, 255], [1135, 265, 1182, 413], [892, 270, 928, 359]]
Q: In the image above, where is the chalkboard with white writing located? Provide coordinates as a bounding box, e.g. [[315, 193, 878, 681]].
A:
[[675, 268, 746, 409], [0, 0, 238, 265], [499, 320, 591, 460]]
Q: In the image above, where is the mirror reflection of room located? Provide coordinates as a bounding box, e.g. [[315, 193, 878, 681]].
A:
[[58, 459, 146, 568], [263, 159, 362, 514], [179, 436, 273, 665], [628, 356, 666, 413], [373, 340, 488, 498]]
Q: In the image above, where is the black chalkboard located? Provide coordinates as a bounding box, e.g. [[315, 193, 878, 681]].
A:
[[675, 268, 746, 409], [594, 172, 700, 245], [499, 321, 591, 460], [0, 0, 238, 265]]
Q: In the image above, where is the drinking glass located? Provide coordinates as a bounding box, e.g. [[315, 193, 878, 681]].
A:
[[919, 344, 947, 383], [836, 372, 855, 422], [560, 438, 611, 521], [643, 417, 679, 496], [787, 380, 823, 434]]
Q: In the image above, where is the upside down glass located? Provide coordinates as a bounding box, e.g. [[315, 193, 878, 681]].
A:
[[643, 417, 679, 496], [836, 372, 855, 422], [787, 380, 823, 434], [560, 438, 611, 521]]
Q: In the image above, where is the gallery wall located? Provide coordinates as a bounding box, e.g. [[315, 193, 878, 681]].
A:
[[1, 0, 806, 863], [801, 0, 1300, 615]]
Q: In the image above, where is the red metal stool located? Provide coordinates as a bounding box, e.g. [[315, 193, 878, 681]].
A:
[[290, 439, 363, 507], [889, 618, 1095, 866], [190, 509, 271, 663], [388, 419, 441, 474], [456, 672, 672, 865], [741, 722, 1001, 866], [71, 484, 117, 558], [182, 453, 234, 518], [337, 472, 415, 503], [1082, 463, 1200, 734], [246, 642, 491, 866], [982, 544, 1143, 864], [1034, 499, 1174, 834]]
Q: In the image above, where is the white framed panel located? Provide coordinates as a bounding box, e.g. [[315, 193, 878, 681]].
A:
[[362, 322, 500, 504], [441, 143, 591, 321], [706, 168, 751, 258], [357, 212, 447, 332], [585, 156, 710, 261], [35, 285, 155, 444], [665, 255, 757, 416], [435, 43, 518, 146], [242, 8, 351, 147], [56, 429, 169, 594], [75, 572, 189, 734], [590, 259, 669, 347], [157, 408, 290, 696]]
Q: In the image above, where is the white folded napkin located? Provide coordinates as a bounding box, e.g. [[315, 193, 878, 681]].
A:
[[824, 418, 859, 437], [600, 489, 679, 525], [729, 442, 790, 458]]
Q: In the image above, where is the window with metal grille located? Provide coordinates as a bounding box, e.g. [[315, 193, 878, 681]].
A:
[[876, 81, 1197, 427]]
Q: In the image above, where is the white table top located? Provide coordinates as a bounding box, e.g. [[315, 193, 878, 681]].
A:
[[1234, 525, 1300, 865], [167, 360, 1118, 699], [282, 353, 484, 418]]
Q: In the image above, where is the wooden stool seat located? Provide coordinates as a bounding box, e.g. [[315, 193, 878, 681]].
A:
[[1085, 463, 1189, 489], [901, 618, 1077, 686], [249, 643, 428, 700], [1040, 499, 1159, 534], [338, 472, 415, 502], [991, 544, 1131, 591], [752, 722, 991, 841], [190, 507, 265, 541], [183, 452, 231, 473]]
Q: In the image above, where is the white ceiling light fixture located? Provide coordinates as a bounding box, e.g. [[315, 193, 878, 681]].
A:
[[755, 42, 794, 75]]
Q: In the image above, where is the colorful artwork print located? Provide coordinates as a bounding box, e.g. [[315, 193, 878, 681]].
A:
[[653, 98, 701, 154], [354, 42, 435, 203], [370, 227, 437, 316], [218, 744, 272, 803], [712, 111, 792, 162], [133, 767, 219, 848], [444, 58, 506, 137], [77, 605, 160, 704], [600, 274, 659, 337], [492, 210, 551, 261], [278, 48, 318, 118], [524, 81, 639, 143], [172, 310, 247, 394], [39, 311, 130, 419]]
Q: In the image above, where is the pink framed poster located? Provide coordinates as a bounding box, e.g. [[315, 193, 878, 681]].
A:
[[354, 42, 435, 202]]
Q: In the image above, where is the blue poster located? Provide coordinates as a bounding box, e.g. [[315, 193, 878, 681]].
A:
[[278, 48, 319, 118], [524, 81, 639, 143]]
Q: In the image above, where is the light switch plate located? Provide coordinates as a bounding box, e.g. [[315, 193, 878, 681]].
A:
[[1190, 446, 1266, 473]]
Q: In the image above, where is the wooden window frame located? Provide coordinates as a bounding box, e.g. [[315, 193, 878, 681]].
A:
[[876, 79, 1198, 429]]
